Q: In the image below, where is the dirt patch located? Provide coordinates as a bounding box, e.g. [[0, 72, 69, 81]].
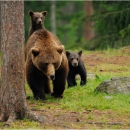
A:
[[82, 48, 130, 73], [31, 108, 130, 129]]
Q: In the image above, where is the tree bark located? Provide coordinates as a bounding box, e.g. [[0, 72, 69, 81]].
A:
[[0, 1, 1, 51], [83, 1, 95, 41], [0, 1, 47, 126], [50, 1, 56, 35]]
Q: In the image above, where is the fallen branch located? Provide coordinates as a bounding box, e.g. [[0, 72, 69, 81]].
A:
[[86, 121, 123, 126]]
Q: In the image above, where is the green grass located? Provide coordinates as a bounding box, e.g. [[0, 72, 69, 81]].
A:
[[25, 74, 130, 113], [25, 77, 130, 113]]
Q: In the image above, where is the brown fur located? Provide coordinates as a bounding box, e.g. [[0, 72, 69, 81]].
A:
[[66, 50, 87, 87], [25, 29, 69, 100], [28, 10, 47, 37]]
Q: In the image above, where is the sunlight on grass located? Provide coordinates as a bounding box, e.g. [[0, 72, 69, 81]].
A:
[[25, 75, 130, 115], [25, 71, 130, 114], [102, 47, 130, 57], [8, 119, 40, 129], [61, 85, 130, 112], [0, 118, 41, 129]]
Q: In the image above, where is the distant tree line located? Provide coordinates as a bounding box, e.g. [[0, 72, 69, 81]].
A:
[[86, 1, 130, 50], [24, 1, 130, 50]]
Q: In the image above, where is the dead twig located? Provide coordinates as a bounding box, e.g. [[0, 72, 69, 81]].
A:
[[86, 121, 123, 126]]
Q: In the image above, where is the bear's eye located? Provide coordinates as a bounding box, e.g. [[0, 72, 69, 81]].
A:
[[71, 58, 73, 61], [76, 58, 78, 61], [41, 17, 43, 19], [53, 63, 57, 67], [35, 17, 38, 20], [44, 63, 48, 67], [39, 63, 48, 70]]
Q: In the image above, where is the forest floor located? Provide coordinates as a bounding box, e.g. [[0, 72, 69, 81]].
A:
[[25, 46, 130, 129], [0, 46, 130, 130], [31, 108, 130, 129]]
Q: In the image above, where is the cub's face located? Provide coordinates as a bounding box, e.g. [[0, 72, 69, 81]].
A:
[[66, 50, 82, 67], [29, 11, 47, 25], [31, 45, 64, 80]]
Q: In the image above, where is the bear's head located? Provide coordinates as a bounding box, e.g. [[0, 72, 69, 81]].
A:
[[66, 50, 82, 67], [31, 45, 64, 80], [28, 10, 47, 25]]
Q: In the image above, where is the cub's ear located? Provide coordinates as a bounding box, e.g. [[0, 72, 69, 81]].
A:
[[31, 48, 40, 57], [57, 45, 64, 54], [28, 10, 34, 16], [66, 51, 70, 57], [78, 50, 82, 57], [42, 11, 47, 16]]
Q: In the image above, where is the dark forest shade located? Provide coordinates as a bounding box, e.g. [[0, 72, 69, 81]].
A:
[[24, 1, 130, 50]]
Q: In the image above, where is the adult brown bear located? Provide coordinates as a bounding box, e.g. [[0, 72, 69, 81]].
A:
[[25, 29, 69, 100]]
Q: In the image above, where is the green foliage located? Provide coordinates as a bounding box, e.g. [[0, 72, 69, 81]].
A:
[[120, 24, 130, 38], [24, 1, 130, 50], [24, 1, 85, 49], [85, 1, 130, 50]]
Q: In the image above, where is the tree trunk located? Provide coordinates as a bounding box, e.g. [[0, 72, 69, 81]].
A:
[[50, 1, 56, 35], [0, 1, 1, 51], [83, 1, 95, 41], [0, 1, 47, 126]]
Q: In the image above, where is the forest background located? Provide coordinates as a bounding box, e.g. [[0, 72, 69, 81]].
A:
[[24, 1, 130, 50]]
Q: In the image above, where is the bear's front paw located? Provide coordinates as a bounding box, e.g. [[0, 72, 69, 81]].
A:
[[80, 81, 86, 86], [74, 82, 77, 86], [34, 94, 46, 100], [26, 96, 31, 99], [51, 93, 63, 98]]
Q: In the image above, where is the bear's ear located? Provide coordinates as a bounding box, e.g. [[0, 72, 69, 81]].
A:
[[28, 11, 34, 16], [42, 11, 47, 16], [57, 45, 64, 54], [78, 50, 82, 57], [66, 51, 70, 57], [31, 48, 40, 57]]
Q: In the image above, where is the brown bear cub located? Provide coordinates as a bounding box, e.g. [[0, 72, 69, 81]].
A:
[[66, 50, 87, 87], [28, 10, 47, 37], [25, 29, 69, 100]]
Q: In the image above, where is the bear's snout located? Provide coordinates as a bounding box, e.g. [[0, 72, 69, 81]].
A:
[[50, 74, 55, 80], [73, 63, 78, 67], [46, 64, 55, 80], [38, 20, 42, 24], [36, 17, 42, 25], [71, 58, 78, 67], [72, 62, 78, 67]]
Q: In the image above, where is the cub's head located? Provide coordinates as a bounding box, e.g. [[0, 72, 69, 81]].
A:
[[28, 10, 47, 25], [31, 45, 64, 80], [66, 50, 82, 67]]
